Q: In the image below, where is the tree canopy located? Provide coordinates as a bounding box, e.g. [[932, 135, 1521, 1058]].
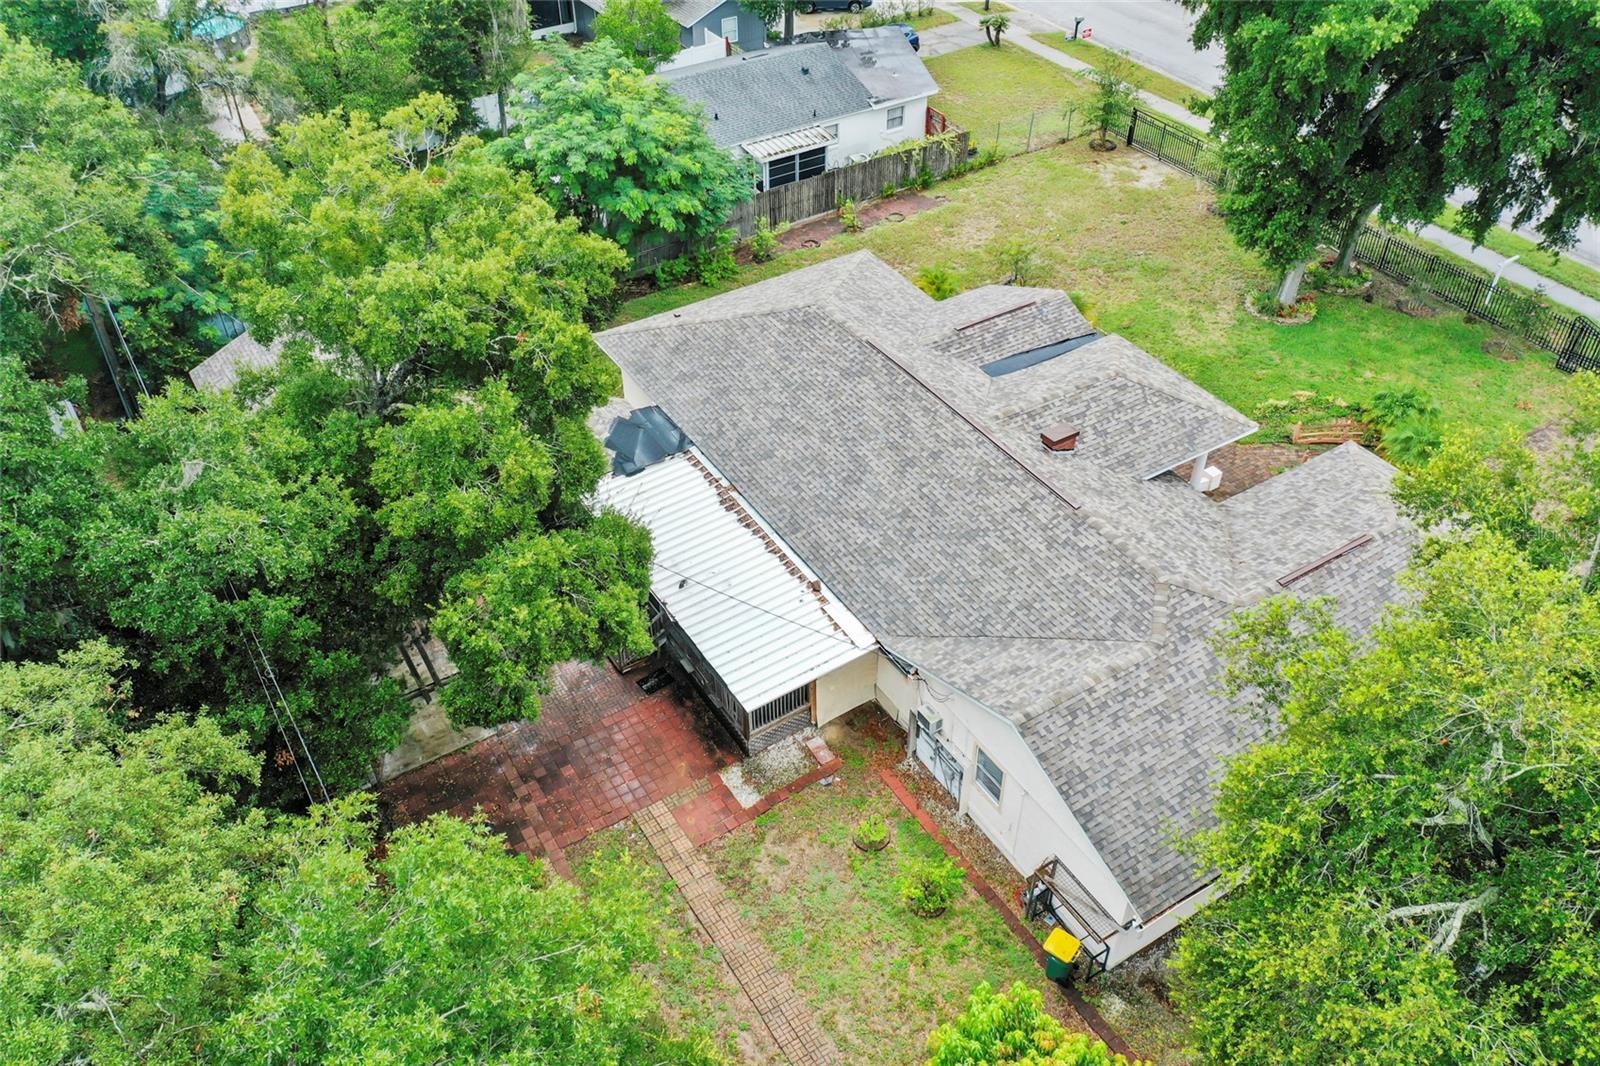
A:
[[0, 646, 723, 1064], [1184, 0, 1600, 302], [926, 982, 1134, 1065], [251, 4, 426, 123], [1172, 534, 1600, 1063], [496, 40, 751, 245], [592, 0, 682, 69]]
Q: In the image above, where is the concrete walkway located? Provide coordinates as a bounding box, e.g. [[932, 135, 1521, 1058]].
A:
[[636, 800, 841, 1066], [936, 6, 1600, 323]]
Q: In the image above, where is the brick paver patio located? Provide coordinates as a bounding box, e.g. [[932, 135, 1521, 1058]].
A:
[[637, 799, 842, 1066], [380, 660, 739, 876]]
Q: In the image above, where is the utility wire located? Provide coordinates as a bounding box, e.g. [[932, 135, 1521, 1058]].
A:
[[652, 561, 861, 648], [226, 580, 330, 805]]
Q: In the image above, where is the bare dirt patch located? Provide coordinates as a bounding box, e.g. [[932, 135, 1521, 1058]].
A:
[[777, 191, 944, 252]]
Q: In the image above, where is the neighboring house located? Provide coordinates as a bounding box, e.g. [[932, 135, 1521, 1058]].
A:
[[660, 28, 938, 189], [591, 251, 1412, 969], [553, 0, 767, 50], [187, 330, 331, 393]]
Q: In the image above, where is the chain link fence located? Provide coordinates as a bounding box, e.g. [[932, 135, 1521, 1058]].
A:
[[971, 105, 1089, 158]]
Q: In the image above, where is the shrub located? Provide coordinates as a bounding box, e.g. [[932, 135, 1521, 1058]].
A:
[[693, 230, 739, 285], [993, 238, 1040, 285], [897, 855, 966, 916], [975, 145, 1004, 168], [1365, 385, 1442, 430], [838, 198, 861, 232], [916, 266, 961, 300], [911, 166, 935, 191], [653, 255, 693, 288], [749, 217, 782, 263], [927, 982, 1134, 1066], [852, 813, 891, 850], [1308, 260, 1372, 292], [1380, 417, 1443, 466], [880, 180, 899, 199]]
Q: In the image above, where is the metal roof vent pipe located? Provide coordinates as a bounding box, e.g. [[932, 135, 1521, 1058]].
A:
[[1040, 423, 1080, 452]]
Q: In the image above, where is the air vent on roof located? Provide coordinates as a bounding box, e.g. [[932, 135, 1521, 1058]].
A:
[[1040, 422, 1080, 452], [801, 65, 810, 75]]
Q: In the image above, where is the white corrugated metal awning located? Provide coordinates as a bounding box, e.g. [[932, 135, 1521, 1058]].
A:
[[595, 447, 875, 711], [742, 125, 837, 162]]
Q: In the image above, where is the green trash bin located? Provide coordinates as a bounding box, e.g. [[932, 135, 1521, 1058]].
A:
[[1043, 927, 1082, 984]]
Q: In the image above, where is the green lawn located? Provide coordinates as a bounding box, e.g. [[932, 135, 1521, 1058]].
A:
[[1032, 32, 1211, 112], [571, 826, 784, 1066], [701, 725, 1055, 1065], [614, 139, 1565, 441], [1435, 205, 1600, 304], [925, 42, 1095, 153], [957, 0, 1012, 10]]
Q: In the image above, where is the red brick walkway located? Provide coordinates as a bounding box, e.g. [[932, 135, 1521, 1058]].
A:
[[672, 735, 843, 845], [380, 661, 739, 877]]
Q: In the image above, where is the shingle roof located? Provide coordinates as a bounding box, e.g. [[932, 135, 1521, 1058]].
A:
[[659, 44, 874, 148], [583, 0, 727, 28], [188, 331, 285, 392], [597, 251, 1410, 916]]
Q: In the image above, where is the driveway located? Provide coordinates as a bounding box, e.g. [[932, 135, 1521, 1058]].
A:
[[380, 659, 740, 876]]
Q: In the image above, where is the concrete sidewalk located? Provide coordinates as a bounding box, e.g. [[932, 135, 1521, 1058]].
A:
[[1416, 223, 1600, 323], [934, 1, 1211, 132]]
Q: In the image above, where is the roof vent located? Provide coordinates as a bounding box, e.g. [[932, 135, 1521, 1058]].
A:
[[1040, 422, 1080, 452], [801, 65, 810, 75]]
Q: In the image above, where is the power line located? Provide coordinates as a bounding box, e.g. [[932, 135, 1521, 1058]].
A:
[[652, 561, 862, 648], [226, 580, 330, 805]]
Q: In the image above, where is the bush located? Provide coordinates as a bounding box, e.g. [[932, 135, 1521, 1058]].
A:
[[748, 217, 782, 263], [975, 145, 1004, 168], [1365, 385, 1442, 429], [852, 812, 891, 850], [881, 180, 899, 199], [694, 230, 739, 285], [838, 197, 861, 232], [916, 266, 961, 300], [897, 855, 966, 916], [927, 982, 1134, 1066], [993, 238, 1040, 285], [911, 165, 935, 191], [1308, 260, 1372, 292], [653, 255, 694, 288], [1380, 417, 1443, 466]]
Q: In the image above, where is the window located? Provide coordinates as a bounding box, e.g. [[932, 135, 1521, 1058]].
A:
[[762, 145, 827, 190], [886, 105, 905, 130], [975, 748, 1004, 802], [529, 0, 573, 31], [721, 15, 739, 43]]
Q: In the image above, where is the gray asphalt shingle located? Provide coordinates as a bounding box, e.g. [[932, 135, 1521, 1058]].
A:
[[597, 251, 1411, 916], [660, 44, 872, 148]]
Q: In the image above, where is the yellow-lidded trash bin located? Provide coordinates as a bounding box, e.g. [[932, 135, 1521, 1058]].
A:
[[1043, 928, 1082, 984]]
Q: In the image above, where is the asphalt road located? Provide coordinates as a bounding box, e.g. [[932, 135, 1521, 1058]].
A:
[[1004, 0, 1223, 92]]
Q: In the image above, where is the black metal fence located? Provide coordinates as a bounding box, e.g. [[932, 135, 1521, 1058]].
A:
[[1124, 107, 1225, 185], [1121, 107, 1600, 371]]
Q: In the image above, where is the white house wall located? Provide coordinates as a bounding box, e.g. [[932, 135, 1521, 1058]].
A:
[[874, 652, 1168, 966], [819, 97, 929, 165], [815, 651, 876, 725]]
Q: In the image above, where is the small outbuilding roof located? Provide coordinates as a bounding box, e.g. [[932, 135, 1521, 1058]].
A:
[[595, 447, 875, 712], [744, 124, 838, 161]]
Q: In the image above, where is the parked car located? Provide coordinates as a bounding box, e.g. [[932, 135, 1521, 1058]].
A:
[[799, 0, 869, 11], [889, 21, 919, 50]]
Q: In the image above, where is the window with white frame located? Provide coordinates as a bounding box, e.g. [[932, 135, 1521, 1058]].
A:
[[886, 105, 905, 130], [974, 748, 1004, 802], [721, 15, 739, 43]]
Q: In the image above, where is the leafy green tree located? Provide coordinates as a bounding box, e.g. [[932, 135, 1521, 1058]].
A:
[[1184, 0, 1600, 305], [216, 798, 720, 1064], [221, 95, 626, 414], [926, 982, 1133, 1065], [593, 0, 681, 69], [0, 357, 105, 656], [496, 41, 752, 245], [91, 0, 210, 113], [0, 0, 101, 63], [250, 4, 424, 122], [0, 646, 723, 1064], [0, 642, 273, 1065], [979, 12, 1009, 46], [1085, 49, 1134, 144], [0, 27, 163, 326], [1394, 373, 1600, 576], [1173, 536, 1600, 1063], [744, 0, 798, 43]]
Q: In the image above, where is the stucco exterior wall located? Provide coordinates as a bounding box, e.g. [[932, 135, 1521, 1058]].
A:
[[814, 650, 876, 725], [816, 97, 928, 167]]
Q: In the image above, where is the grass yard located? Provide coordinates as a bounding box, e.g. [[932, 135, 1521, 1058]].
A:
[[701, 719, 1064, 1065], [571, 826, 786, 1066], [905, 7, 958, 30], [613, 138, 1566, 440], [957, 0, 1012, 10], [925, 42, 1094, 153], [1435, 204, 1600, 304], [1032, 32, 1211, 112]]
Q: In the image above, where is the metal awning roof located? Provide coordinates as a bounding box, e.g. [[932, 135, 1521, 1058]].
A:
[[743, 125, 837, 162], [594, 446, 875, 711]]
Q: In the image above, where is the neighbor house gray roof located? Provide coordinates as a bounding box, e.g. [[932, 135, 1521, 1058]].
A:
[[596, 251, 1411, 916], [188, 330, 329, 393], [818, 27, 938, 103], [660, 44, 872, 148]]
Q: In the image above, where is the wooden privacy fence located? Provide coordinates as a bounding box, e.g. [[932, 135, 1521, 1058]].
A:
[[629, 129, 971, 274], [1120, 107, 1600, 370]]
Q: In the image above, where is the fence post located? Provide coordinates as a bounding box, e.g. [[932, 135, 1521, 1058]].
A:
[[1027, 111, 1035, 153], [1127, 108, 1138, 147]]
